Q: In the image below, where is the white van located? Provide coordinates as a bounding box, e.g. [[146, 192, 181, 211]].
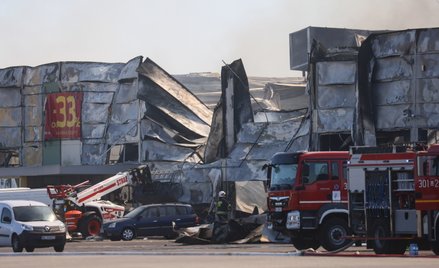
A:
[[0, 200, 66, 252]]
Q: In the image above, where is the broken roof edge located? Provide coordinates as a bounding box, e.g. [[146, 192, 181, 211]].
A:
[[137, 57, 213, 125], [0, 56, 143, 70], [139, 57, 212, 110]]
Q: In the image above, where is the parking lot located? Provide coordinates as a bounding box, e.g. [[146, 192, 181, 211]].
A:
[[1, 238, 438, 268]]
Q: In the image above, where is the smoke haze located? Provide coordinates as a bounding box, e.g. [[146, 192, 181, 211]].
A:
[[1, 0, 439, 77]]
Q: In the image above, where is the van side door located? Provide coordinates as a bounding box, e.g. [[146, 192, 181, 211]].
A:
[[0, 206, 13, 246]]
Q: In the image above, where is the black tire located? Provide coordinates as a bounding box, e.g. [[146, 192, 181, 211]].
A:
[[121, 228, 135, 241], [11, 235, 23, 253], [319, 217, 352, 251], [371, 219, 406, 254], [79, 214, 102, 237], [432, 223, 439, 255], [291, 236, 320, 250], [54, 244, 65, 252], [25, 247, 35, 252]]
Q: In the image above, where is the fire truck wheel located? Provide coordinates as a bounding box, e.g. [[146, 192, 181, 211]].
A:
[[291, 236, 320, 250], [371, 219, 406, 254], [79, 214, 102, 237], [319, 217, 351, 251]]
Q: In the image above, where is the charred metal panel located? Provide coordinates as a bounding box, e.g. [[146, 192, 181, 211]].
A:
[[82, 91, 113, 141], [84, 91, 114, 103], [0, 67, 24, 87], [317, 62, 357, 85], [418, 54, 439, 78], [317, 85, 356, 109], [235, 123, 265, 143], [371, 31, 415, 58], [82, 124, 106, 139], [254, 110, 306, 123], [237, 121, 302, 144], [24, 127, 42, 142], [22, 85, 42, 95], [286, 135, 310, 153], [61, 62, 124, 83], [81, 143, 106, 165], [140, 119, 201, 147], [0, 108, 21, 127], [316, 109, 354, 132], [224, 160, 269, 182], [375, 104, 411, 129], [290, 27, 371, 71], [106, 121, 138, 144], [373, 80, 411, 105], [110, 102, 140, 124], [419, 79, 439, 102], [82, 103, 110, 124], [23, 94, 43, 142], [114, 82, 138, 103], [358, 28, 439, 144], [418, 29, 439, 52], [137, 58, 212, 126], [24, 63, 60, 86], [373, 57, 413, 81], [262, 83, 307, 111], [0, 128, 21, 147], [203, 104, 223, 163], [68, 82, 119, 93], [24, 95, 42, 126], [221, 59, 254, 148], [22, 145, 42, 167], [314, 58, 357, 135], [174, 73, 221, 109], [138, 76, 211, 139], [118, 56, 142, 81], [421, 104, 439, 127], [228, 143, 287, 161], [142, 140, 198, 162], [0, 88, 21, 107]]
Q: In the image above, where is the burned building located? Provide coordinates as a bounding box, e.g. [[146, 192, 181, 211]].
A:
[[1, 26, 438, 212], [293, 27, 439, 150]]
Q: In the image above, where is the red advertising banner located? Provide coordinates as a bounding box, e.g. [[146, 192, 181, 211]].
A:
[[44, 92, 83, 140]]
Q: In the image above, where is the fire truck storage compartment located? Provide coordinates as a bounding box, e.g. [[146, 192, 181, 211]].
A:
[[365, 170, 390, 218], [394, 209, 417, 234], [392, 171, 415, 210]]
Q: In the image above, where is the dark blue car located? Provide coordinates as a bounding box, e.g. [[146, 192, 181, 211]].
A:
[[103, 203, 199, 241]]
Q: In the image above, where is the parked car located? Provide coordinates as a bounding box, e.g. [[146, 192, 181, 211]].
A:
[[0, 200, 66, 252], [103, 203, 200, 241]]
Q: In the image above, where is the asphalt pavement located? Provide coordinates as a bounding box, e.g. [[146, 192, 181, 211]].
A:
[[0, 238, 438, 268]]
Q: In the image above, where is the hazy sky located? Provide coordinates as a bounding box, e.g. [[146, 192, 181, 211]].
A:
[[1, 0, 439, 77]]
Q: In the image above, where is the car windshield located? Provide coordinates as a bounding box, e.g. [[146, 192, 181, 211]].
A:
[[270, 163, 297, 189], [13, 206, 57, 222], [123, 206, 144, 218]]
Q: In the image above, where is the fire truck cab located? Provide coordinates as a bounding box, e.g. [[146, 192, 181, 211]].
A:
[[266, 151, 351, 251], [347, 145, 439, 255]]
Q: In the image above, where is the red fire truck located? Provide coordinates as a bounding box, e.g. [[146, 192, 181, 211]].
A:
[[265, 151, 352, 251], [347, 145, 439, 255]]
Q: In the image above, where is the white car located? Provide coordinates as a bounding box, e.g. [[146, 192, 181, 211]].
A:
[[0, 200, 66, 252]]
